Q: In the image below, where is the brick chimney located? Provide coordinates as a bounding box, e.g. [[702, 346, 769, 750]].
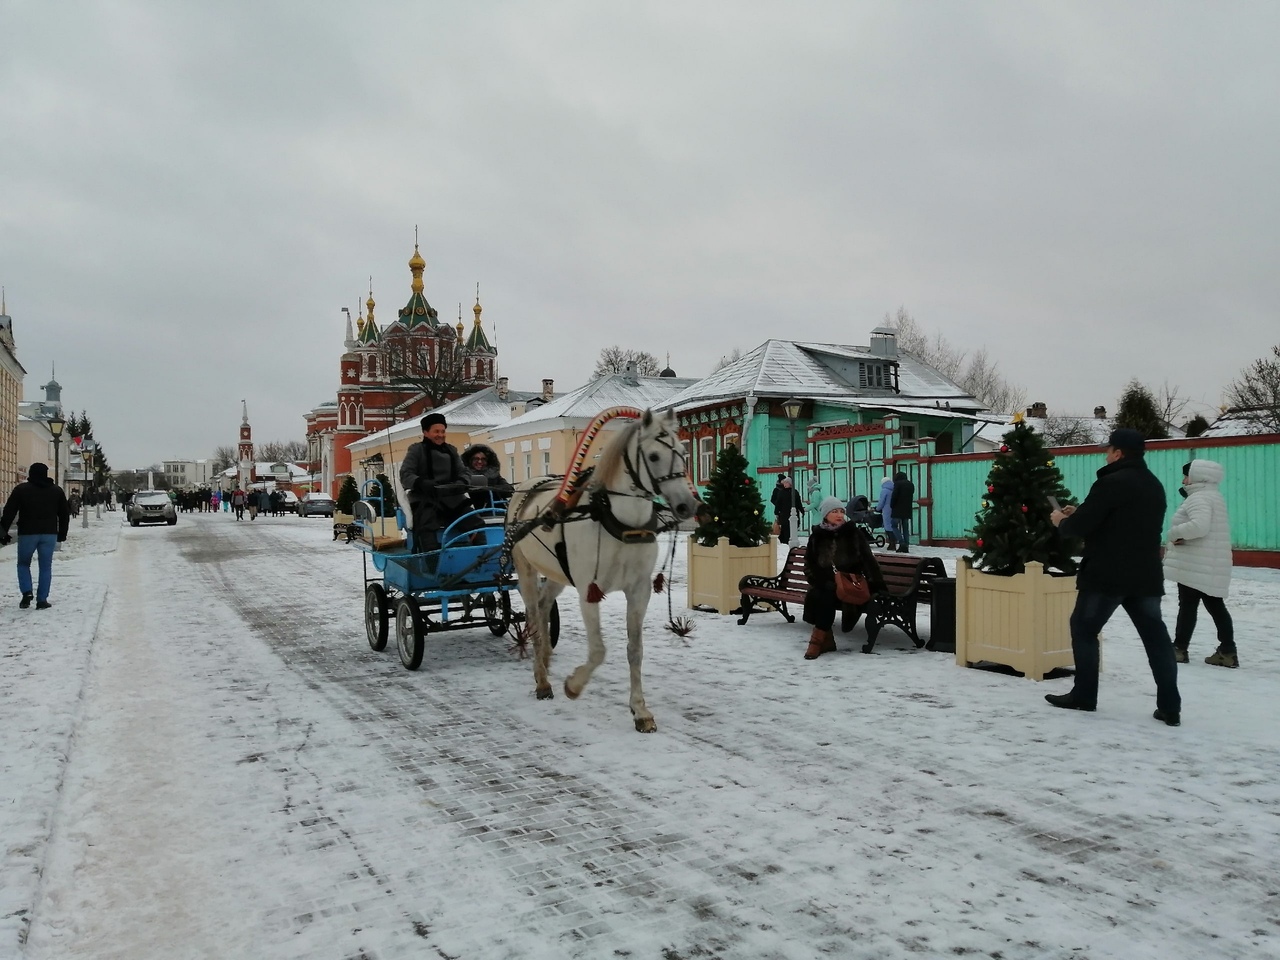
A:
[[1026, 401, 1048, 418], [542, 378, 554, 402], [496, 377, 509, 401], [1094, 405, 1107, 419]]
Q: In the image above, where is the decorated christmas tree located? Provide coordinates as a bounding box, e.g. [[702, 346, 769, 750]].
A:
[[692, 444, 771, 548], [969, 417, 1080, 575], [335, 475, 359, 514]]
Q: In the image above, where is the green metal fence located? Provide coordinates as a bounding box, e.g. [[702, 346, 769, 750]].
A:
[[926, 435, 1280, 552]]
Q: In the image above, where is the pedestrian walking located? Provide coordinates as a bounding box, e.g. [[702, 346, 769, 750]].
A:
[[0, 462, 71, 609], [770, 475, 805, 546], [231, 488, 246, 520], [889, 471, 915, 553], [1165, 460, 1237, 668], [1049, 429, 1182, 726]]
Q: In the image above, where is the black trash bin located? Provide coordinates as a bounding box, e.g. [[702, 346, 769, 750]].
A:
[[927, 577, 957, 652]]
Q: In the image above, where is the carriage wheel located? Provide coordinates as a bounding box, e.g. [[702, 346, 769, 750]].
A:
[[364, 583, 389, 651], [396, 596, 426, 671], [483, 591, 512, 636], [549, 600, 560, 648], [874, 534, 886, 548]]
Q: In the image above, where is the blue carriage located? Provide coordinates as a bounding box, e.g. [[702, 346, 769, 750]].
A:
[[350, 479, 558, 670]]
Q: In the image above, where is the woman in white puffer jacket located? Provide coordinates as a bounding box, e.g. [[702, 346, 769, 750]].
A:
[[1164, 459, 1236, 667]]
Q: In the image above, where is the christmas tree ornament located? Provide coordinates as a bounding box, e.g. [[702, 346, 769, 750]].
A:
[[1021, 505, 1028, 513], [1000, 444, 1009, 453]]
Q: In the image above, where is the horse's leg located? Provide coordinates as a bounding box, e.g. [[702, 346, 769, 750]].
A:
[[623, 585, 656, 733], [564, 591, 605, 700], [515, 553, 554, 700]]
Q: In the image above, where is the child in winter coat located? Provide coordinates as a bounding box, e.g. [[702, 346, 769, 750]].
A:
[[1164, 459, 1236, 667]]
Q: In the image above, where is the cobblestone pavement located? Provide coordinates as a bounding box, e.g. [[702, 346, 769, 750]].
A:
[[18, 513, 1280, 960]]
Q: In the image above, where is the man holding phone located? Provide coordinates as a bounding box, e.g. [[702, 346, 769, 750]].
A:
[[1047, 429, 1182, 726]]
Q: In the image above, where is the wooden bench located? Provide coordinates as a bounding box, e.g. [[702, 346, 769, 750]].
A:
[[736, 547, 810, 625], [847, 552, 948, 653]]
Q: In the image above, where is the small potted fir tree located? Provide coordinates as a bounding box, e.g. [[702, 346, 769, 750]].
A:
[[686, 444, 776, 613], [956, 416, 1082, 680], [333, 475, 358, 540]]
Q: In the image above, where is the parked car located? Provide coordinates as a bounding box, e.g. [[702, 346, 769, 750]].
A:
[[128, 490, 178, 527], [298, 493, 337, 518]]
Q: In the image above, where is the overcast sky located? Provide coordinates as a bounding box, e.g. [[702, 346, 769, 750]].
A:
[[3, 1, 1277, 467]]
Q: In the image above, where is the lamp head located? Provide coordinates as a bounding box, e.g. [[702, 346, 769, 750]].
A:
[[781, 397, 803, 421], [48, 415, 65, 438]]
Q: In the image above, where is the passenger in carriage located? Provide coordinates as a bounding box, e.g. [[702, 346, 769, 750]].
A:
[[400, 413, 485, 552], [460, 444, 515, 509]]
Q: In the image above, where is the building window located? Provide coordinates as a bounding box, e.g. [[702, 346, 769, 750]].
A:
[[860, 362, 886, 388], [681, 440, 692, 478], [542, 451, 551, 475], [900, 423, 918, 444], [524, 453, 532, 479], [698, 437, 715, 481], [722, 433, 739, 451], [508, 457, 516, 479]]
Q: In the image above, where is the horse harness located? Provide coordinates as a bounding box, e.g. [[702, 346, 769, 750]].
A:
[[501, 425, 687, 586]]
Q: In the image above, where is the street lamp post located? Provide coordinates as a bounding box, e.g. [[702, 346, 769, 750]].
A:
[[81, 438, 96, 529], [781, 397, 804, 528], [48, 414, 65, 487]]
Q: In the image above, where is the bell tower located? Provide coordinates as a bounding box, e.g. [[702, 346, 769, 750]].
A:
[[238, 400, 254, 488]]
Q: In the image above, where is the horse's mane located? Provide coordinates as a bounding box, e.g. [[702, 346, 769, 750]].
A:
[[586, 418, 644, 490]]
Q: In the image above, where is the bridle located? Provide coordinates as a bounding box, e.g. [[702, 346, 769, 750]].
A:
[[617, 425, 689, 503]]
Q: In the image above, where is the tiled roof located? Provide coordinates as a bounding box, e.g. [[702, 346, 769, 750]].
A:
[[663, 339, 983, 412]]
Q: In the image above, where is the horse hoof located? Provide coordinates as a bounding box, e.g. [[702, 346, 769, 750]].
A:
[[536, 686, 554, 700], [563, 679, 581, 700], [634, 717, 657, 733]]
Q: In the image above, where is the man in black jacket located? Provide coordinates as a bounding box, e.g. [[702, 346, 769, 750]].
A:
[[1, 462, 71, 609], [770, 475, 805, 546], [889, 471, 915, 553], [1049, 429, 1182, 725], [398, 413, 484, 552]]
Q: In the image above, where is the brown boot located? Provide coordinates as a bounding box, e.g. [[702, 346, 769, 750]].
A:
[[804, 628, 837, 660]]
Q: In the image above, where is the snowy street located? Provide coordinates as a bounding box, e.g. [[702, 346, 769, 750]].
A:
[[3, 512, 1278, 960]]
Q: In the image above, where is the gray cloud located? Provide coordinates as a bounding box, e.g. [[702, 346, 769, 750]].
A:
[[2, 1, 1276, 465]]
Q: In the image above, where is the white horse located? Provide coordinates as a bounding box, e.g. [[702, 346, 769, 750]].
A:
[[505, 409, 703, 732]]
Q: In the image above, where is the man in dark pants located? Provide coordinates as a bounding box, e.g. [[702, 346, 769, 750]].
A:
[[1, 462, 71, 609], [889, 470, 915, 553], [1049, 429, 1182, 726], [770, 475, 805, 546]]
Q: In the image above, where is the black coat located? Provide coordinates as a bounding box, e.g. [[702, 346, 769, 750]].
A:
[[802, 522, 887, 623], [1058, 456, 1167, 596], [399, 439, 476, 530], [770, 483, 803, 517], [460, 444, 515, 507], [889, 473, 915, 517], [1, 475, 71, 540]]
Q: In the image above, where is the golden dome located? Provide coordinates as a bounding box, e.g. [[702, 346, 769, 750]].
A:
[[408, 245, 425, 271], [456, 320, 465, 338]]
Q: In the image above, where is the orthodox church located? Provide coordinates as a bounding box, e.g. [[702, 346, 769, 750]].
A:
[[304, 241, 498, 496]]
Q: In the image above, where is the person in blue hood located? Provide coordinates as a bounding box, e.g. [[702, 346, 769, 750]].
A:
[[1, 462, 71, 609]]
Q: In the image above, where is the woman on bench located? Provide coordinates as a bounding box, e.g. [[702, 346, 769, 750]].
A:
[[801, 497, 887, 660]]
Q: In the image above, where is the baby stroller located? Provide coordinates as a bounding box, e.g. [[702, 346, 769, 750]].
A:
[[845, 495, 887, 548]]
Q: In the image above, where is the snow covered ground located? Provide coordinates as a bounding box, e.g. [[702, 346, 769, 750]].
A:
[[2, 510, 1277, 960]]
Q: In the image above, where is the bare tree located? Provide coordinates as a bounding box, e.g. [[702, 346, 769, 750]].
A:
[[1155, 381, 1190, 429], [382, 337, 484, 408], [713, 347, 746, 372], [593, 346, 660, 378], [887, 307, 1026, 415], [212, 445, 238, 472], [257, 440, 307, 462], [1225, 343, 1280, 432], [1041, 416, 1096, 446]]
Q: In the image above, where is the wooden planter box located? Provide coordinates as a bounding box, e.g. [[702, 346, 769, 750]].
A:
[[955, 558, 1076, 681], [687, 537, 777, 614]]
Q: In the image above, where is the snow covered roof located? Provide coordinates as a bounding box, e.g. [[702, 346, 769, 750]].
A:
[[663, 339, 984, 412], [485, 372, 699, 441], [347, 384, 560, 451], [1203, 409, 1277, 437], [217, 461, 309, 479]]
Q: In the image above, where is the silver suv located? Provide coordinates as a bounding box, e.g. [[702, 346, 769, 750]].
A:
[[129, 490, 177, 526]]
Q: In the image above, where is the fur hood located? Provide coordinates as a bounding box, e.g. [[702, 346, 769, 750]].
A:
[[461, 444, 501, 474]]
